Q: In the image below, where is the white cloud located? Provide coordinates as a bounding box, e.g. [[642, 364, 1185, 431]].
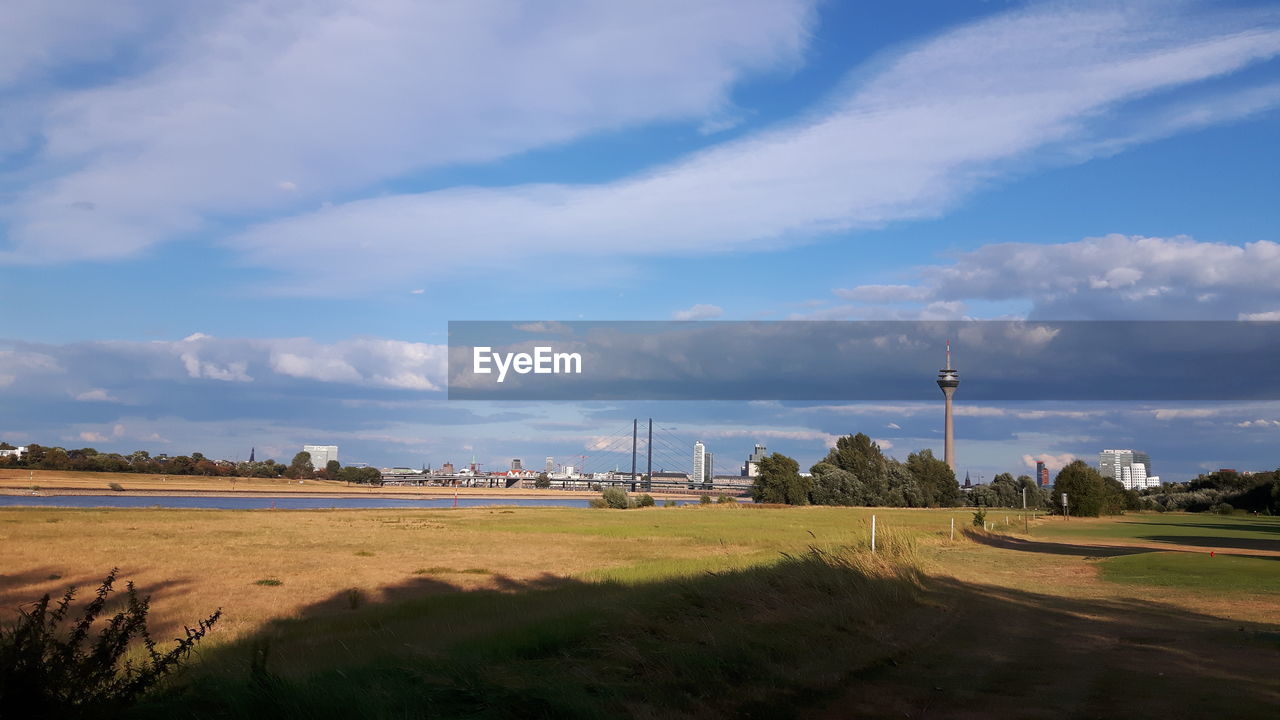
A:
[[1236, 419, 1280, 428], [78, 431, 108, 443], [215, 3, 1280, 291], [1, 0, 814, 264], [1239, 310, 1280, 321], [672, 304, 724, 321], [1022, 453, 1076, 473], [835, 235, 1280, 319], [886, 422, 901, 430], [74, 388, 118, 402]]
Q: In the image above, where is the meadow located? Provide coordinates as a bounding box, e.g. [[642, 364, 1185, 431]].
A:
[[1, 505, 1276, 718]]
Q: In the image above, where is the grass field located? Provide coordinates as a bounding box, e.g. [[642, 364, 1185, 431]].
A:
[[2, 506, 1277, 718]]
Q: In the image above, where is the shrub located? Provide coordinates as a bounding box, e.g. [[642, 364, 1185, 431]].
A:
[[637, 494, 656, 507], [0, 568, 220, 717], [716, 495, 735, 504], [602, 487, 630, 509], [972, 509, 987, 528], [699, 495, 713, 505], [107, 482, 124, 492], [253, 579, 283, 587], [587, 498, 607, 509], [663, 500, 677, 507], [1211, 502, 1234, 515], [534, 474, 551, 489]]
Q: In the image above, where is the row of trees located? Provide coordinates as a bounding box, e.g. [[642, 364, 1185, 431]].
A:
[[0, 443, 385, 485], [1136, 468, 1280, 515], [752, 434, 967, 508], [750, 433, 1137, 517]]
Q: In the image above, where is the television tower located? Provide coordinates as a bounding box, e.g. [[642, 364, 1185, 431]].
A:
[[936, 340, 959, 471]]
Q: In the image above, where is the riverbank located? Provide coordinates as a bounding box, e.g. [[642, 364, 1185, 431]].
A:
[[0, 469, 699, 500]]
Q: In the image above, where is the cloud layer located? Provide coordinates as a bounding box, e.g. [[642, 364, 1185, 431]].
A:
[[1, 0, 814, 263], [832, 234, 1280, 319]]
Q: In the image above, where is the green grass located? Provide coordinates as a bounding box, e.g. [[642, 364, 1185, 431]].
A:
[[1099, 552, 1280, 594], [1034, 512, 1280, 541], [254, 579, 283, 587]]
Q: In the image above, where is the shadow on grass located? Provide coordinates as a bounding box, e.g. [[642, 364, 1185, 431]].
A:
[[1121, 518, 1280, 536], [966, 530, 1156, 558], [1139, 535, 1280, 555], [127, 544, 1280, 720]]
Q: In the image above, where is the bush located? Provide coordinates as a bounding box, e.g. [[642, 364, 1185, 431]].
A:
[[716, 495, 735, 504], [587, 498, 607, 509], [663, 500, 677, 508], [107, 482, 124, 492], [972, 509, 987, 528], [1211, 502, 1234, 515], [0, 568, 220, 717], [636, 494, 655, 507], [534, 474, 551, 489], [601, 487, 630, 509]]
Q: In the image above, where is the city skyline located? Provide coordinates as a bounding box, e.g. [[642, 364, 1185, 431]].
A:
[[2, 2, 1279, 482]]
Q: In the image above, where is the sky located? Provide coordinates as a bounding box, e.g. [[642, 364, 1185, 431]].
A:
[[2, 0, 1280, 482]]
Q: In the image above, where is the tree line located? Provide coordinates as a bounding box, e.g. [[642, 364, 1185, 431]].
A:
[[749, 433, 1180, 517], [0, 443, 384, 485]]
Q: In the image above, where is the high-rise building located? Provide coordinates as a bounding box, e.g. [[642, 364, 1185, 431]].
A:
[[742, 444, 768, 477], [1099, 449, 1160, 490], [303, 445, 338, 468], [693, 441, 706, 486], [936, 341, 960, 471], [545, 457, 555, 473], [1036, 461, 1050, 486], [704, 452, 714, 484], [511, 458, 522, 471]]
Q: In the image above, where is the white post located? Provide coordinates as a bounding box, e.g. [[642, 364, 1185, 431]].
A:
[[950, 516, 955, 541], [871, 514, 877, 553]]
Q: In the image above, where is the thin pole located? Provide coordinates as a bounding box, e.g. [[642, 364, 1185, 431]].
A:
[[871, 514, 877, 553], [631, 419, 637, 491], [646, 418, 653, 491], [950, 516, 955, 542]]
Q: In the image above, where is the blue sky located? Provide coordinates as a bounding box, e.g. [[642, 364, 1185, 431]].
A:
[[3, 0, 1280, 481]]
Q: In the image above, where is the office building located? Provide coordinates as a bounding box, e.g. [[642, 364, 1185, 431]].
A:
[[742, 444, 768, 477], [1098, 449, 1161, 490], [693, 442, 706, 486], [511, 458, 522, 471], [303, 445, 338, 468], [1036, 461, 1050, 486]]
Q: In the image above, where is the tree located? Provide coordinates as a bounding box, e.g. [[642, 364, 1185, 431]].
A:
[[1051, 460, 1125, 517], [286, 451, 313, 480], [906, 449, 958, 507], [534, 473, 551, 489], [325, 460, 341, 480], [751, 453, 812, 505]]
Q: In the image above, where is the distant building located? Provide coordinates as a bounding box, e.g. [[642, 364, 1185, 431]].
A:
[[511, 458, 522, 471], [1036, 461, 1050, 487], [742, 444, 768, 477], [441, 462, 455, 475], [0, 445, 27, 459], [545, 457, 555, 473], [1099, 449, 1161, 490], [693, 442, 706, 486], [963, 471, 972, 489], [303, 445, 338, 467], [704, 452, 714, 484]]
